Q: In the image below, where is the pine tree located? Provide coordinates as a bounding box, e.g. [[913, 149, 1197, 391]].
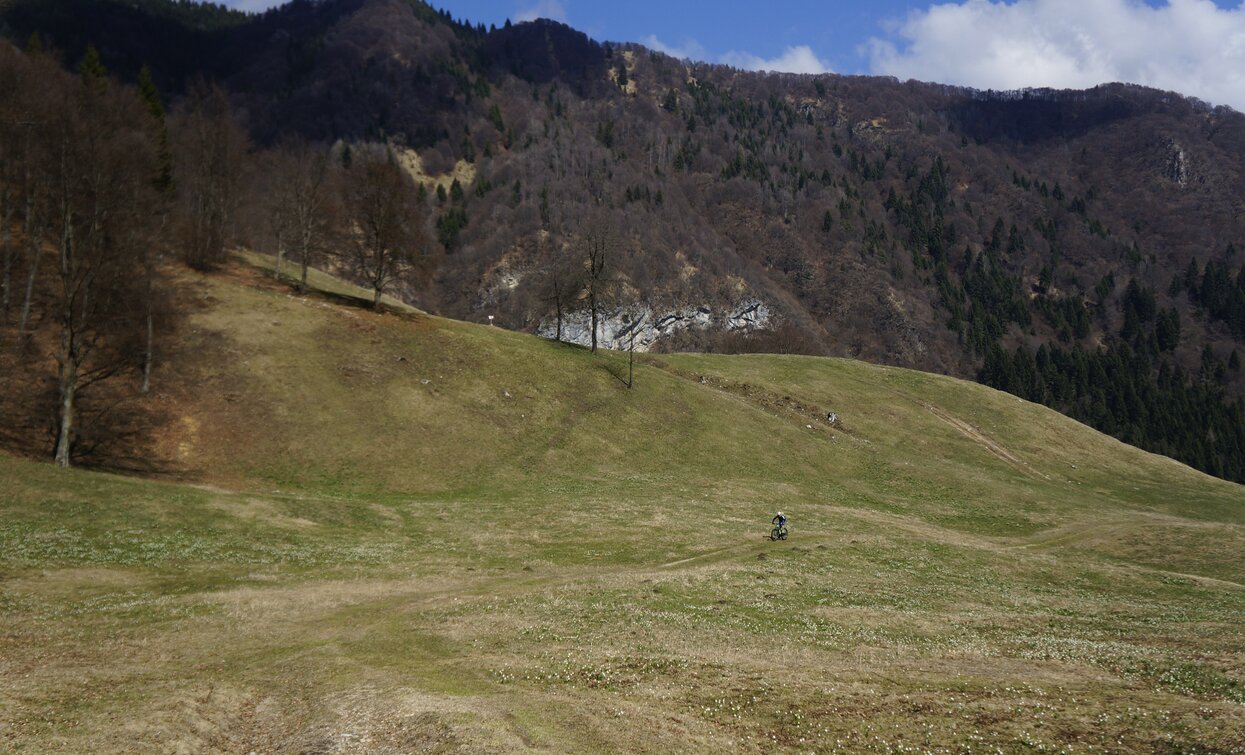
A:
[[488, 103, 505, 132], [77, 45, 108, 91], [137, 67, 174, 195]]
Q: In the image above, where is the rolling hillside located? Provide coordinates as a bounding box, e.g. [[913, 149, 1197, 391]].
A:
[[2, 256, 1243, 751]]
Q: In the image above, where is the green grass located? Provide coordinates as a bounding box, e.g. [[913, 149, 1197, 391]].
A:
[[2, 259, 1243, 751]]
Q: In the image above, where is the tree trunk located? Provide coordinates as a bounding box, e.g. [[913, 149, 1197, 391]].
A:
[[18, 235, 41, 339], [628, 330, 636, 388], [589, 288, 598, 353], [141, 306, 154, 394], [373, 285, 383, 309], [1, 199, 11, 318], [555, 294, 563, 341], [54, 167, 78, 467], [298, 236, 310, 294], [275, 229, 284, 279], [55, 213, 77, 468], [54, 346, 78, 467], [142, 214, 167, 395], [18, 161, 39, 337]]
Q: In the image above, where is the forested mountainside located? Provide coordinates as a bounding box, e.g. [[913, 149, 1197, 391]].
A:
[[1, 0, 1243, 481]]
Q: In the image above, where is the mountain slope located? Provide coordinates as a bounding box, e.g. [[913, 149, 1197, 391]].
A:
[[2, 256, 1243, 751], [4, 0, 1241, 481]]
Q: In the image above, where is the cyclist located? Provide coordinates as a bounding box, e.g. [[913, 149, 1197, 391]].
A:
[[771, 511, 789, 540]]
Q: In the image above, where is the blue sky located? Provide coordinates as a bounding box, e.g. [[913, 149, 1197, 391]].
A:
[[431, 0, 898, 73], [223, 1, 1245, 110]]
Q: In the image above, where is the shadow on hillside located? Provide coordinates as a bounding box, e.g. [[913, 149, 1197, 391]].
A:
[[0, 229, 243, 476], [293, 284, 421, 321], [601, 363, 632, 388], [530, 335, 633, 385], [235, 255, 426, 323], [0, 283, 187, 478], [541, 337, 590, 351]]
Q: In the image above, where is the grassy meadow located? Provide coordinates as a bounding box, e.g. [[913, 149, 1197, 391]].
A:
[[2, 255, 1243, 752]]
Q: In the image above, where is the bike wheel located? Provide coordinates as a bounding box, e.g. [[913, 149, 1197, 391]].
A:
[[778, 528, 788, 540], [770, 527, 782, 541]]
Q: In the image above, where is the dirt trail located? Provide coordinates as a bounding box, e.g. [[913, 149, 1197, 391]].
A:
[[828, 505, 1245, 591], [1009, 510, 1235, 549], [832, 367, 1048, 481], [824, 505, 1008, 553], [922, 402, 1049, 481], [658, 538, 778, 568], [1010, 518, 1142, 551], [650, 362, 839, 432]]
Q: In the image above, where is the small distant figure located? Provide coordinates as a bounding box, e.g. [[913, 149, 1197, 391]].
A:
[[770, 511, 789, 541]]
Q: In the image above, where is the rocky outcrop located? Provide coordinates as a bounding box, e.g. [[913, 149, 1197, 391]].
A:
[[1166, 139, 1189, 188], [538, 300, 772, 351]]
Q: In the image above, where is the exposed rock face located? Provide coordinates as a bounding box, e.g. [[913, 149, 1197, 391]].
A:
[[538, 300, 771, 351], [1167, 139, 1189, 188]]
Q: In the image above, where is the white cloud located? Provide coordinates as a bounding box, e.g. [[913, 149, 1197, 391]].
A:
[[643, 34, 708, 62], [867, 0, 1245, 110], [721, 45, 833, 74], [515, 0, 569, 23]]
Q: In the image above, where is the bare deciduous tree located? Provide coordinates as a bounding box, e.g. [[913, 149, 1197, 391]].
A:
[[174, 80, 246, 271], [42, 49, 158, 466], [582, 224, 611, 353], [10, 50, 57, 345], [343, 145, 423, 308], [538, 238, 581, 342], [627, 315, 643, 388], [268, 139, 335, 294]]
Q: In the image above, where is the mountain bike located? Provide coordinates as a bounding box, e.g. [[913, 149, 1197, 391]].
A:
[[769, 523, 789, 541]]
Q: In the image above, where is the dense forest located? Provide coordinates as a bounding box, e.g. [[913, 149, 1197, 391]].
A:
[[1, 0, 1243, 482]]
